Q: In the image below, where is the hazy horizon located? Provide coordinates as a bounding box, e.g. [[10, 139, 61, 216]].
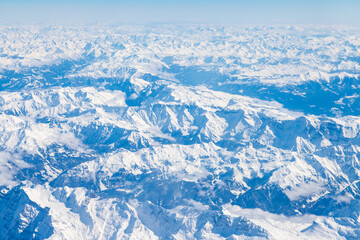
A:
[[0, 0, 359, 25]]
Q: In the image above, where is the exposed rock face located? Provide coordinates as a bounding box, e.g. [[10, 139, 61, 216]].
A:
[[0, 24, 360, 239]]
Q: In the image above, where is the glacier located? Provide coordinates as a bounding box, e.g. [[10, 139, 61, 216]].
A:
[[0, 24, 360, 239]]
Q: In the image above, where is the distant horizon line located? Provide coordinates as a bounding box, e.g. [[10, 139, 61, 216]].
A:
[[0, 21, 359, 27], [1, 1, 359, 26]]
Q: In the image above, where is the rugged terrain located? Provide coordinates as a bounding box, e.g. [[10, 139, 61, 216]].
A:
[[0, 24, 360, 239]]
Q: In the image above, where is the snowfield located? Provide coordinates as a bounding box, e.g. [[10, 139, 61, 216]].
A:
[[0, 24, 360, 239]]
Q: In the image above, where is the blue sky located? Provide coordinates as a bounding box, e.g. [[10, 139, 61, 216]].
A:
[[0, 0, 359, 24]]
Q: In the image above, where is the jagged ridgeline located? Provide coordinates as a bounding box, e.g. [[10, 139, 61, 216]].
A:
[[0, 25, 360, 239]]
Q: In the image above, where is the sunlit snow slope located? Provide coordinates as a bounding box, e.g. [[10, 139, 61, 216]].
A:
[[1, 24, 360, 239]]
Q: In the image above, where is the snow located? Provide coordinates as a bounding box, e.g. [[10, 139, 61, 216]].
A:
[[223, 204, 348, 240], [0, 24, 360, 239]]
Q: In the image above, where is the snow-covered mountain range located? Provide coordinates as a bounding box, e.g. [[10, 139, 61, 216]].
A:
[[1, 24, 360, 239]]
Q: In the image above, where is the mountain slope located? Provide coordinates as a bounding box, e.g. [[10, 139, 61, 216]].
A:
[[0, 24, 360, 239]]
